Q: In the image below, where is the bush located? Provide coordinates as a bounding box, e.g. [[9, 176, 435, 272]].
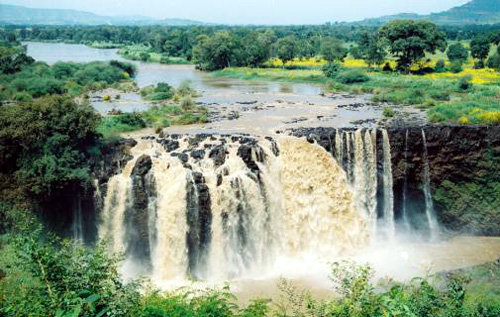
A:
[[459, 115, 469, 125], [335, 70, 369, 84], [97, 112, 146, 138], [458, 75, 473, 91], [180, 96, 195, 111], [449, 61, 463, 74], [383, 107, 395, 117], [382, 62, 393, 72], [322, 62, 341, 78], [140, 82, 174, 100], [435, 59, 446, 73], [429, 90, 450, 101], [0, 219, 141, 316], [139, 52, 150, 61], [103, 94, 111, 101], [176, 80, 197, 97]]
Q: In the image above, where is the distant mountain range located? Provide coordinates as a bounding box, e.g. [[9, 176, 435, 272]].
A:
[[0, 4, 208, 26], [358, 0, 500, 26], [2, 1, 500, 26]]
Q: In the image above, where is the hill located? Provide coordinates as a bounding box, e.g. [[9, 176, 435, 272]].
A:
[[0, 4, 207, 26], [358, 0, 500, 26]]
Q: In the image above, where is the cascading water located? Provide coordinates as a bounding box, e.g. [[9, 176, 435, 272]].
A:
[[97, 135, 368, 283], [72, 196, 83, 241], [401, 129, 411, 231], [421, 129, 440, 240], [381, 129, 395, 240]]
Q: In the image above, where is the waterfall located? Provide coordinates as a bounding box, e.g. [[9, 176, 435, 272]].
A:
[[335, 128, 343, 166], [363, 130, 377, 232], [381, 129, 395, 240], [354, 130, 367, 217], [72, 195, 83, 241], [421, 130, 439, 240], [334, 129, 378, 234], [97, 135, 368, 283], [401, 130, 411, 231]]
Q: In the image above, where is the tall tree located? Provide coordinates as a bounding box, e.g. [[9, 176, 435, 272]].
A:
[[379, 20, 446, 72], [470, 36, 491, 68], [358, 32, 387, 67], [193, 32, 236, 71], [320, 37, 348, 64], [276, 36, 298, 67], [446, 43, 469, 64]]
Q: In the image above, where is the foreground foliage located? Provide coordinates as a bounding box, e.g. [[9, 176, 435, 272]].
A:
[[1, 206, 499, 316]]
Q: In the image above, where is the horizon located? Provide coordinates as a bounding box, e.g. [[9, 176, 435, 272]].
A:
[[2, 0, 471, 25]]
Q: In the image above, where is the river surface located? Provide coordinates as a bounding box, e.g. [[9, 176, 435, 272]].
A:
[[25, 42, 426, 134]]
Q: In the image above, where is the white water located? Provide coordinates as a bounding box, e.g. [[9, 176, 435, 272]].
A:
[[99, 135, 368, 284], [421, 129, 440, 240], [381, 129, 395, 240]]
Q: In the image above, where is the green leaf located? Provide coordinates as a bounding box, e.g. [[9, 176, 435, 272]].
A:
[[85, 293, 100, 302], [96, 307, 109, 317]]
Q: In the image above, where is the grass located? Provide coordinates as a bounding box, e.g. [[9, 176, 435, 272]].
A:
[[213, 67, 326, 83], [97, 113, 146, 138]]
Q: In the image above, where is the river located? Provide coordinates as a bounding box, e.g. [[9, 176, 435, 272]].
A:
[[25, 42, 424, 134]]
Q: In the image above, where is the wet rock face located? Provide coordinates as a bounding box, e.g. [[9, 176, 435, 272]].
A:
[[186, 171, 212, 278], [389, 126, 500, 235], [209, 145, 226, 167], [94, 138, 137, 185], [237, 143, 265, 174], [290, 126, 500, 235], [126, 154, 155, 272]]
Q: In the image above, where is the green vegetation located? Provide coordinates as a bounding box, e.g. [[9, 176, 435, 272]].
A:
[[2, 209, 500, 317], [119, 44, 189, 64], [97, 112, 147, 138], [0, 96, 100, 198], [378, 20, 447, 72], [140, 82, 175, 100], [434, 147, 500, 234], [0, 49, 136, 102]]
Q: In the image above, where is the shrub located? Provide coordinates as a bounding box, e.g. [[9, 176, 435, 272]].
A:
[[322, 62, 342, 78], [458, 75, 473, 91], [103, 94, 111, 101], [0, 219, 141, 316], [160, 56, 171, 64], [383, 107, 395, 117], [487, 53, 500, 70], [13, 92, 32, 102], [429, 90, 450, 101], [449, 61, 463, 74], [180, 96, 195, 111], [139, 52, 150, 61], [435, 59, 446, 73], [176, 80, 197, 97], [382, 62, 393, 72], [148, 92, 173, 100], [335, 71, 369, 84], [459, 115, 469, 125]]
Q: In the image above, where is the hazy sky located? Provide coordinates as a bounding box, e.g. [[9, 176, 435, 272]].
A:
[[4, 0, 471, 24]]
